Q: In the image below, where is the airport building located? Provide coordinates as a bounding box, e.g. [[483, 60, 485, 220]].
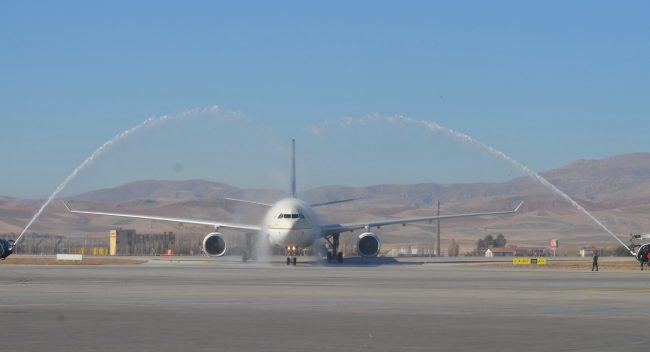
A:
[[579, 245, 603, 257], [385, 246, 436, 257], [485, 247, 515, 257], [515, 246, 550, 257], [485, 246, 550, 257], [109, 229, 175, 256]]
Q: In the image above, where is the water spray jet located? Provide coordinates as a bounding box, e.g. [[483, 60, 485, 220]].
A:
[[307, 115, 633, 254], [14, 105, 228, 249]]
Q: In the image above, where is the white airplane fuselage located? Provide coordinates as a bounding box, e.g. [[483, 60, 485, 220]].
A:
[[262, 198, 321, 249]]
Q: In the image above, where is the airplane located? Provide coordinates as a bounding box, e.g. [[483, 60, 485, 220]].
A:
[[63, 139, 523, 265]]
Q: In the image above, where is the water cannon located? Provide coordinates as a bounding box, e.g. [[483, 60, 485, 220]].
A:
[[0, 239, 15, 259], [630, 233, 650, 240]]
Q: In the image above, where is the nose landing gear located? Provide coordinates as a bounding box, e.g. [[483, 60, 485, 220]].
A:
[[286, 246, 298, 266]]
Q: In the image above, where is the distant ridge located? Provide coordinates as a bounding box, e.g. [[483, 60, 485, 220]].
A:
[[2, 152, 649, 248], [66, 152, 650, 209], [71, 179, 240, 203]]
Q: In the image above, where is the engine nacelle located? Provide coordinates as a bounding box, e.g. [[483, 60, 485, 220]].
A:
[[357, 232, 381, 258], [0, 239, 15, 259], [203, 232, 227, 257]]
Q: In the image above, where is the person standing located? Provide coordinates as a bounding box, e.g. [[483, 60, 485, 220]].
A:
[[592, 252, 599, 271]]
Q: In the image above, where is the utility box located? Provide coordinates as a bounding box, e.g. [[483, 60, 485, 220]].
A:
[[109, 229, 117, 256]]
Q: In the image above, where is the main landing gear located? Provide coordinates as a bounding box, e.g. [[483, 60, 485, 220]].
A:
[[242, 232, 256, 263], [325, 233, 344, 264], [286, 245, 298, 266]]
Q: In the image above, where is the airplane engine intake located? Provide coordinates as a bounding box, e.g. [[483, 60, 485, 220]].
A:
[[203, 232, 227, 257], [357, 232, 381, 258]]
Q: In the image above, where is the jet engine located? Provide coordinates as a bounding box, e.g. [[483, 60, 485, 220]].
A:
[[357, 232, 381, 258], [0, 239, 15, 259], [202, 232, 227, 257]]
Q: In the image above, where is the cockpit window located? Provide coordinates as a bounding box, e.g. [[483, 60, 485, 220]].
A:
[[279, 213, 305, 219]]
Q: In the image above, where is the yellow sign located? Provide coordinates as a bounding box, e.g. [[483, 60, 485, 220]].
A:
[[513, 258, 547, 265], [513, 258, 530, 265]]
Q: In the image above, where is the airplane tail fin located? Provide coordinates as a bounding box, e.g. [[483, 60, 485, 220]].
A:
[[291, 139, 296, 198]]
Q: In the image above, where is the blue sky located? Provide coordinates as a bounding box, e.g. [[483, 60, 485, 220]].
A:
[[1, 1, 648, 198]]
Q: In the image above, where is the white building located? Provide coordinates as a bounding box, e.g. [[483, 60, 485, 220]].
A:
[[485, 248, 515, 257]]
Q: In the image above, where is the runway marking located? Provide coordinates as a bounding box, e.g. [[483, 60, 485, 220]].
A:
[[582, 288, 650, 293], [619, 289, 650, 293]]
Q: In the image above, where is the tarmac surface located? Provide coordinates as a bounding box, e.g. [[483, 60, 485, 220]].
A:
[[2, 256, 650, 352]]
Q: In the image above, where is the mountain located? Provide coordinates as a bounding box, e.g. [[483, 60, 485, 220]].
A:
[[537, 153, 650, 202], [66, 153, 650, 208], [2, 152, 649, 252], [71, 179, 284, 204]]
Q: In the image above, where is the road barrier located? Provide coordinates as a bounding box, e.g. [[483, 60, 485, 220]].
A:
[[56, 254, 82, 261]]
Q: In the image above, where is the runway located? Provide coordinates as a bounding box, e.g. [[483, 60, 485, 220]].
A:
[[2, 258, 650, 351]]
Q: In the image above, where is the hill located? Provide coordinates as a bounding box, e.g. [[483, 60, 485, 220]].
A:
[[1, 152, 649, 253]]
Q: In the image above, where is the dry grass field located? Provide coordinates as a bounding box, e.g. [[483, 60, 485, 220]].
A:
[[0, 256, 146, 265], [474, 258, 643, 270]]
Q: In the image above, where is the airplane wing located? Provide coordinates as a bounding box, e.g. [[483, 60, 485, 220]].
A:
[[224, 198, 273, 207], [319, 201, 523, 237], [62, 201, 261, 232], [310, 198, 359, 208]]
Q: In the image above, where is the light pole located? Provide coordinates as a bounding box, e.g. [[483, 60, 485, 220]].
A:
[[436, 201, 441, 257]]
